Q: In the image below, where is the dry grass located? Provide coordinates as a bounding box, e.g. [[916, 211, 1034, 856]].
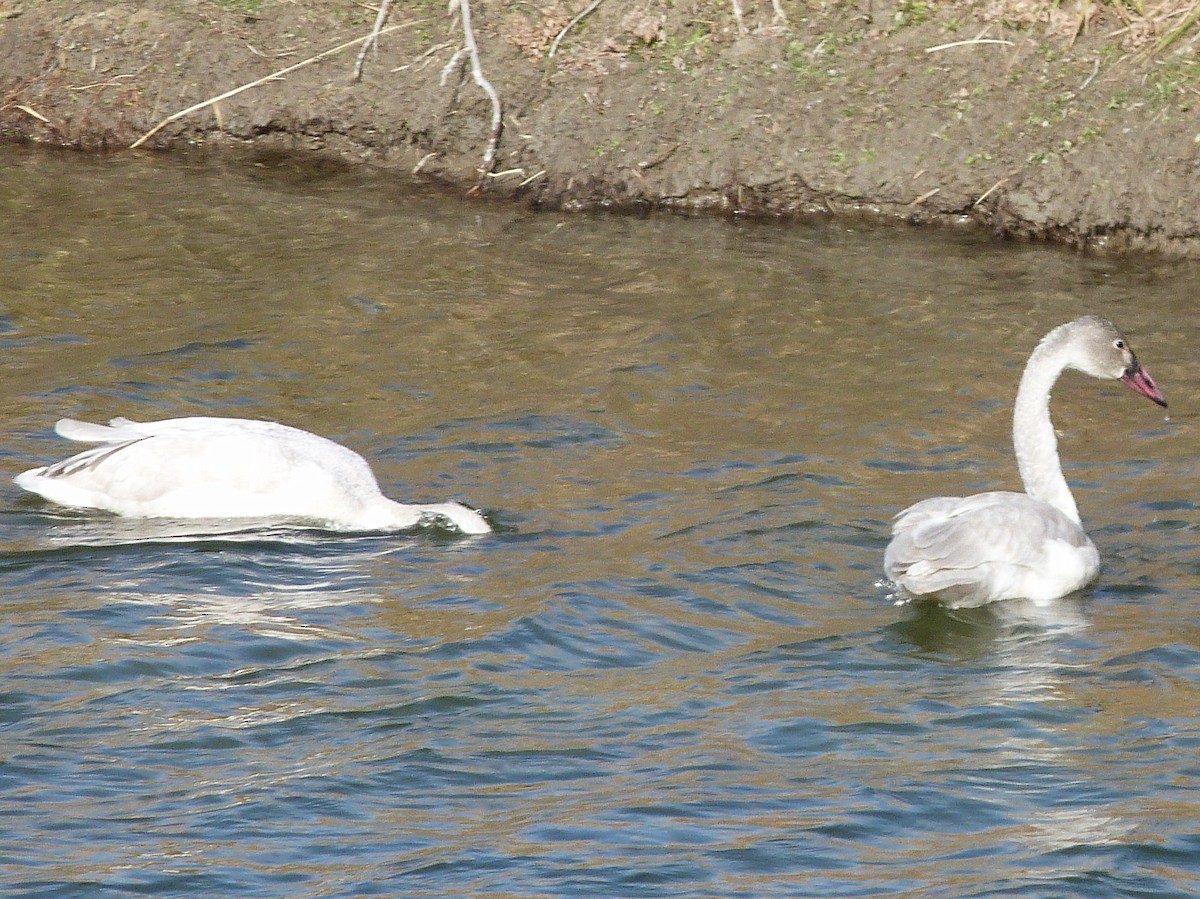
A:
[[979, 0, 1200, 51]]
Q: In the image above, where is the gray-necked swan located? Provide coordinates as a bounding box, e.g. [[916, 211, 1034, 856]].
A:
[[884, 315, 1165, 607], [14, 416, 491, 535]]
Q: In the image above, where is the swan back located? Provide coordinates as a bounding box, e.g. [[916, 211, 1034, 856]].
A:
[[885, 491, 1099, 606], [15, 417, 491, 535]]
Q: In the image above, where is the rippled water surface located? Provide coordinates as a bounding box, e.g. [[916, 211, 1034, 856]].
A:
[[2, 146, 1199, 897]]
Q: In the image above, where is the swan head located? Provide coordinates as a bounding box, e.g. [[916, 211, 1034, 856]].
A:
[[1061, 315, 1167, 408]]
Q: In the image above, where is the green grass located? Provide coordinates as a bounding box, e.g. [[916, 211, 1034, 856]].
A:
[[213, 0, 264, 12], [1147, 56, 1200, 109], [893, 0, 932, 28], [658, 25, 711, 70]]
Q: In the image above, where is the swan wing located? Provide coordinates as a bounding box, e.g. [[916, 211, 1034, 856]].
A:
[[885, 491, 1098, 606]]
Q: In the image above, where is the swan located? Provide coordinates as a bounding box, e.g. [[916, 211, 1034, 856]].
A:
[[13, 416, 491, 535], [884, 315, 1165, 607]]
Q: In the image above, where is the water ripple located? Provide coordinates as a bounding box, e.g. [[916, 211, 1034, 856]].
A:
[[2, 147, 1199, 897]]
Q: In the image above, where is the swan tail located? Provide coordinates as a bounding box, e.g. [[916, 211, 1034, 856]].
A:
[[54, 418, 143, 443]]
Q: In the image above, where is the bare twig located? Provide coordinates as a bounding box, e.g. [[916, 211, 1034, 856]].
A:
[[413, 152, 437, 174], [908, 187, 940, 207], [70, 77, 137, 91], [69, 68, 146, 91], [925, 38, 1014, 53], [244, 42, 297, 59], [130, 21, 420, 149], [1077, 57, 1101, 93], [973, 177, 1009, 208], [392, 41, 451, 73], [16, 104, 50, 124], [732, 0, 746, 35], [353, 0, 396, 82], [448, 0, 502, 192], [638, 143, 680, 170], [548, 0, 604, 59], [440, 46, 469, 85]]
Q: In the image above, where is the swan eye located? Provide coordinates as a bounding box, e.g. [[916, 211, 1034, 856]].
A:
[[1114, 339, 1125, 350]]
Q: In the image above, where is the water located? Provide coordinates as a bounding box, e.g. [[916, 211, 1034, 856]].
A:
[[1, 145, 1198, 897]]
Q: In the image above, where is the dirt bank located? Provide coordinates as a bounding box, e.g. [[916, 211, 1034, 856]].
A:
[[2, 0, 1200, 255]]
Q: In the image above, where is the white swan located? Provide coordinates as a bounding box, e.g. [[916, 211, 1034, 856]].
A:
[[884, 315, 1165, 607], [14, 416, 491, 535]]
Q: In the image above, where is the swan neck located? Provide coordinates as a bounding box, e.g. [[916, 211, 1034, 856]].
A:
[[378, 497, 490, 535], [1013, 336, 1080, 522]]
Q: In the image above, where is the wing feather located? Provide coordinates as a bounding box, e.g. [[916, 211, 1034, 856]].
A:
[[41, 443, 138, 478], [885, 491, 1097, 606]]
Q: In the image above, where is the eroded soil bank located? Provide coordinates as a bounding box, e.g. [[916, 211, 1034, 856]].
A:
[[2, 0, 1199, 255]]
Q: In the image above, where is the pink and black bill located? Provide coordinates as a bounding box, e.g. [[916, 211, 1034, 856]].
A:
[[1121, 358, 1167, 408]]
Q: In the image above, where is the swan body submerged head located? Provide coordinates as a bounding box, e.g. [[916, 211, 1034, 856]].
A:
[[14, 416, 491, 536]]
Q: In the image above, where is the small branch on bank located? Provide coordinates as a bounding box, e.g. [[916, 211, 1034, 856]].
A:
[[16, 104, 50, 123], [731, 0, 746, 35], [129, 20, 420, 149], [69, 70, 145, 92], [1077, 57, 1101, 93], [973, 177, 1009, 208], [549, 0, 605, 59], [353, 0, 397, 82], [393, 42, 452, 73], [446, 0, 503, 193], [440, 47, 469, 85], [908, 187, 940, 207], [638, 143, 680, 171], [925, 38, 1013, 53]]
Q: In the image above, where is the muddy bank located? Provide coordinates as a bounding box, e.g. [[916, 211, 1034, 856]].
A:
[[2, 0, 1199, 255]]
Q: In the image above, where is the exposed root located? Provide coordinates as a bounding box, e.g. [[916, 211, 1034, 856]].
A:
[[353, 0, 396, 82], [446, 0, 503, 193], [548, 0, 605, 59]]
